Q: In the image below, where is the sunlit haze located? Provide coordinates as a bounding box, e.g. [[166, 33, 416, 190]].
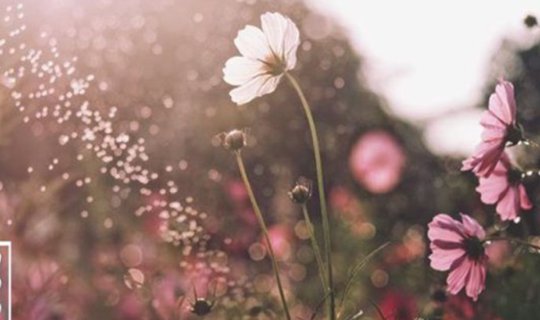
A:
[[310, 0, 540, 155]]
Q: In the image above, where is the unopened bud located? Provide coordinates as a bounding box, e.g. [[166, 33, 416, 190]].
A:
[[524, 15, 538, 28], [223, 129, 246, 151], [289, 177, 312, 204]]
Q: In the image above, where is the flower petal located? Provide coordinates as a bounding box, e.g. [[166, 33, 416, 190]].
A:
[[460, 213, 485, 239], [428, 214, 465, 243], [282, 18, 300, 70], [489, 80, 516, 125], [223, 56, 267, 86], [480, 109, 506, 130], [229, 74, 281, 105], [261, 13, 288, 57], [261, 12, 300, 70], [519, 184, 532, 210], [446, 257, 470, 295], [476, 173, 509, 205], [430, 247, 466, 271], [234, 25, 273, 61], [495, 186, 520, 221], [465, 261, 486, 301]]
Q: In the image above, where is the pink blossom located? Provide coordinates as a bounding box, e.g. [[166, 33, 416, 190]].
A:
[[428, 213, 488, 301], [349, 130, 406, 194], [462, 80, 522, 177], [476, 153, 532, 221]]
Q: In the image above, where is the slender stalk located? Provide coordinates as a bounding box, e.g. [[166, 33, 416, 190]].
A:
[[286, 72, 335, 320], [522, 138, 540, 149], [301, 204, 328, 289], [485, 237, 540, 251], [235, 152, 291, 320]]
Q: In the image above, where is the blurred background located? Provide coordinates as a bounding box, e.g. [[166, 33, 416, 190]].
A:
[[0, 0, 540, 319]]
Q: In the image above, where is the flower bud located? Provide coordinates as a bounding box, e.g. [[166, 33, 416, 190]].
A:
[[524, 15, 538, 28], [431, 289, 447, 303], [288, 177, 312, 204], [223, 129, 246, 151]]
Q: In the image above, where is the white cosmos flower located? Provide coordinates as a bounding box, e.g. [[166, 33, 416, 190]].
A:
[[223, 12, 300, 105]]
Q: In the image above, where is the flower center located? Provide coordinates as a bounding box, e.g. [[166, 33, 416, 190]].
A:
[[462, 237, 485, 261], [263, 54, 286, 76], [506, 124, 523, 146]]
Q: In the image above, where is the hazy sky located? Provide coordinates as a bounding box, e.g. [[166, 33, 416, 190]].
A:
[[310, 0, 540, 155]]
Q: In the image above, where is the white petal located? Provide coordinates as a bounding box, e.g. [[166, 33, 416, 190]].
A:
[[234, 25, 273, 61], [223, 56, 267, 86], [258, 74, 282, 96], [282, 17, 300, 70], [229, 74, 282, 105], [261, 12, 300, 70]]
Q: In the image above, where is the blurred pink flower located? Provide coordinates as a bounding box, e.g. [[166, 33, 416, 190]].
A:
[[223, 12, 300, 105], [486, 240, 511, 269], [348, 131, 405, 194], [152, 271, 186, 319], [476, 153, 532, 221], [428, 214, 487, 301], [443, 294, 503, 320], [267, 225, 292, 260], [378, 289, 417, 320], [226, 179, 249, 204], [117, 292, 145, 320], [462, 80, 522, 177]]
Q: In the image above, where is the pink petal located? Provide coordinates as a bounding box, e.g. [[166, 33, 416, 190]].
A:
[[495, 186, 520, 221], [428, 214, 464, 243], [481, 126, 505, 142], [465, 261, 486, 301], [474, 146, 504, 177], [460, 214, 486, 239], [491, 80, 516, 125], [446, 257, 470, 295], [430, 247, 466, 271], [462, 140, 504, 176], [480, 110, 506, 130], [519, 184, 533, 210], [477, 173, 509, 205]]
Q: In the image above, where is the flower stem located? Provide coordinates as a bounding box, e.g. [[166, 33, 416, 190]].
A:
[[235, 152, 291, 320], [522, 138, 540, 149], [285, 72, 335, 320], [484, 237, 540, 251], [301, 204, 328, 289]]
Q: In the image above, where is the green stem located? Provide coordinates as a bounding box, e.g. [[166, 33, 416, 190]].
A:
[[235, 152, 291, 320], [286, 72, 335, 320], [301, 204, 328, 289]]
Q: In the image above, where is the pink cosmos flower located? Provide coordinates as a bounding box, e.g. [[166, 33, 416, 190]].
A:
[[349, 130, 406, 194], [476, 153, 532, 221], [428, 213, 488, 301], [462, 80, 523, 177], [223, 12, 300, 105]]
